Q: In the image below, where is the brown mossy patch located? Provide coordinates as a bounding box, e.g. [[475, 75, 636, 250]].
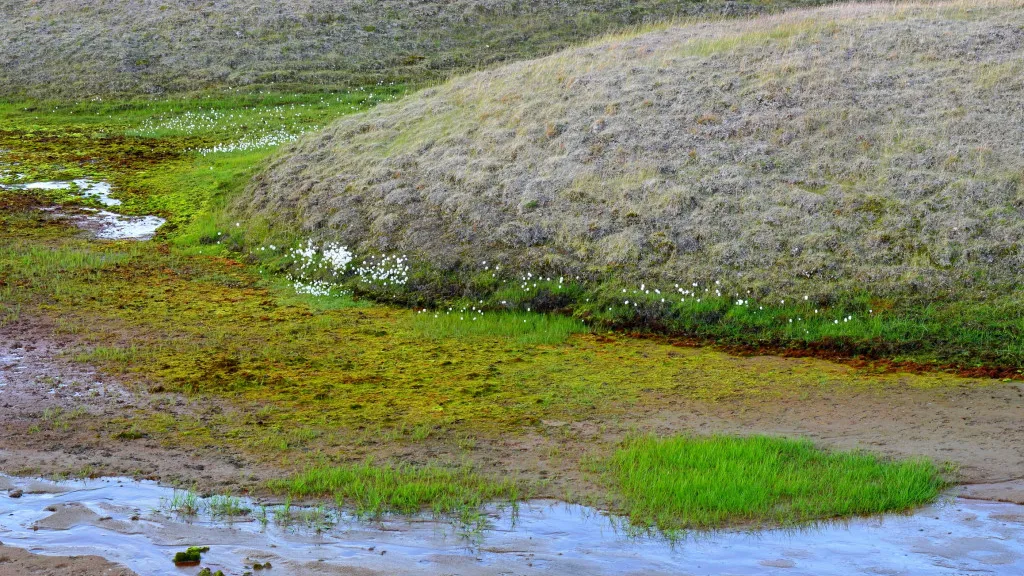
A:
[[0, 190, 84, 242], [0, 127, 203, 183], [635, 333, 1024, 382]]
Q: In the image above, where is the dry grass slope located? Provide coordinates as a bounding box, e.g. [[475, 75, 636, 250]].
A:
[[241, 1, 1024, 303], [0, 0, 833, 99]]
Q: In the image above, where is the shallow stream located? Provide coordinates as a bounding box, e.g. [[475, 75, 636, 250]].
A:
[[1, 475, 1023, 575]]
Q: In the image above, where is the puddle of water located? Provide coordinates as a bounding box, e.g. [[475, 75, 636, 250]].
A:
[[72, 179, 121, 207], [0, 170, 27, 180], [3, 179, 165, 239], [21, 181, 73, 192], [79, 208, 165, 240], [0, 475, 1022, 576], [39, 206, 166, 240], [0, 351, 20, 388], [13, 179, 121, 206]]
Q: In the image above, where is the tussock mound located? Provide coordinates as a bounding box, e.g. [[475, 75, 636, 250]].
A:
[[242, 1, 1024, 300]]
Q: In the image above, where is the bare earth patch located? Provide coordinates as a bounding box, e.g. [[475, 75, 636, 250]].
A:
[[0, 319, 270, 492], [0, 545, 135, 576]]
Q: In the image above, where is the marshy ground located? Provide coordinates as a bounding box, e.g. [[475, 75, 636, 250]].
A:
[[1, 473, 1021, 575], [2, 309, 1023, 501], [2, 1, 1024, 574]]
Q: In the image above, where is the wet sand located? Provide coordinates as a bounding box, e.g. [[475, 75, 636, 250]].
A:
[[0, 544, 135, 576]]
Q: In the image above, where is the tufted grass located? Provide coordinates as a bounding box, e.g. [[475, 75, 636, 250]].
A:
[[603, 435, 948, 533], [267, 461, 521, 524]]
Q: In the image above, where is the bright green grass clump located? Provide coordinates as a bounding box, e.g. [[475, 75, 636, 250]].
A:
[[268, 461, 520, 523], [606, 435, 947, 532], [412, 310, 587, 345]]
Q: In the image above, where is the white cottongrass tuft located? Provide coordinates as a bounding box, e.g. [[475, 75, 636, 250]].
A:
[[274, 239, 407, 296]]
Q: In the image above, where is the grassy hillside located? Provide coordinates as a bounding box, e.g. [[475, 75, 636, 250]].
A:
[[236, 1, 1024, 367], [0, 0, 835, 99]]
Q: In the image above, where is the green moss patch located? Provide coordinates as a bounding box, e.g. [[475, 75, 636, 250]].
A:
[[172, 546, 209, 564]]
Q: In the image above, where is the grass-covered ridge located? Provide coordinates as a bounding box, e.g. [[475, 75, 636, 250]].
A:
[[412, 309, 587, 345], [232, 1, 1024, 369], [603, 435, 947, 532], [0, 0, 840, 99]]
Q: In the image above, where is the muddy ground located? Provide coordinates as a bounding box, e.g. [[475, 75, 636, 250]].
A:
[[1, 314, 1023, 573], [0, 319, 268, 494], [2, 316, 1022, 500], [0, 545, 135, 576]]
